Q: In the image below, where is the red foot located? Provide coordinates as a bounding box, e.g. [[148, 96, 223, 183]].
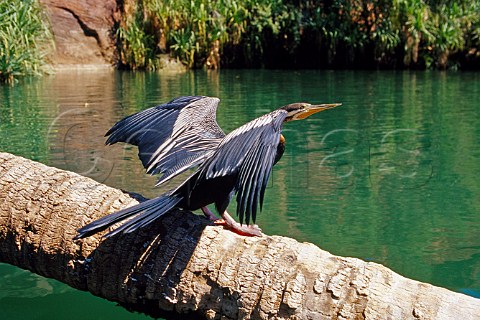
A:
[[214, 217, 263, 237]]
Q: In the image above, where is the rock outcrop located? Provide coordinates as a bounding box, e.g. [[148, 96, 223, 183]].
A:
[[40, 0, 120, 67]]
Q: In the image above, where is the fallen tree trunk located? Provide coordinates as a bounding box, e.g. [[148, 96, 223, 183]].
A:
[[0, 151, 479, 319]]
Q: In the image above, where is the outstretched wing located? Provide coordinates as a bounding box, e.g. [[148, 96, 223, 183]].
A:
[[106, 96, 225, 185], [200, 109, 288, 224]]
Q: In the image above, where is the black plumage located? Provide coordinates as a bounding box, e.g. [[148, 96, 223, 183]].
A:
[[105, 96, 225, 185], [75, 96, 340, 239]]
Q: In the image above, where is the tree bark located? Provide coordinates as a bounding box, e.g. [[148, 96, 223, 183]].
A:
[[0, 151, 479, 320]]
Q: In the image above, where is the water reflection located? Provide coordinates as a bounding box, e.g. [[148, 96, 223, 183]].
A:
[[1, 70, 479, 316]]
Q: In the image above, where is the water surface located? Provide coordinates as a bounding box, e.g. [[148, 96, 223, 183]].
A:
[[1, 70, 479, 318]]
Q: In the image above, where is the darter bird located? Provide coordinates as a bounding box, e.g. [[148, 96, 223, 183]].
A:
[[74, 96, 340, 239]]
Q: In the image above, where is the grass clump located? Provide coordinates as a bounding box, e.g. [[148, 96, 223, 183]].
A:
[[117, 0, 300, 70], [118, 0, 480, 70], [0, 0, 53, 83]]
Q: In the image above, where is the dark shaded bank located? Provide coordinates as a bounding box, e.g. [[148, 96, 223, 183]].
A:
[[112, 0, 480, 71]]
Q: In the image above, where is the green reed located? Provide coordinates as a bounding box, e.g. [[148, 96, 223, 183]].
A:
[[0, 0, 53, 83], [117, 0, 479, 70]]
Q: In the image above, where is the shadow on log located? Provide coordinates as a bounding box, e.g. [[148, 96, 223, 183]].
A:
[[0, 152, 479, 319]]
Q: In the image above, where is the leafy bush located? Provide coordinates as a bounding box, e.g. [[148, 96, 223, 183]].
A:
[[118, 0, 302, 69], [113, 0, 480, 70], [0, 0, 53, 83]]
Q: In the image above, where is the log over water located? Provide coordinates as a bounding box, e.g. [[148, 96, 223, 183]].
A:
[[0, 152, 479, 319]]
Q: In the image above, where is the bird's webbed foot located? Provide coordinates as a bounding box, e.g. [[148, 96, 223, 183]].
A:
[[214, 210, 263, 237]]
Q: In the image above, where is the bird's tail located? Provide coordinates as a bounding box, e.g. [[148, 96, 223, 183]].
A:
[[74, 193, 182, 239]]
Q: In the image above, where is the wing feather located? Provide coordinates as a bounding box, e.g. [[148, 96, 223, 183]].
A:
[[105, 96, 225, 185]]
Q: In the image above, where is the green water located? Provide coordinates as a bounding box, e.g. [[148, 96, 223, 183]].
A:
[[1, 70, 479, 318]]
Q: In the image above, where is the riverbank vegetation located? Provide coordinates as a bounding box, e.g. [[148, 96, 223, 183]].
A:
[[118, 0, 480, 70], [0, 0, 53, 83], [1, 0, 479, 83]]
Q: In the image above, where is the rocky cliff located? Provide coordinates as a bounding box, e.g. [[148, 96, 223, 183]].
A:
[[40, 0, 120, 67]]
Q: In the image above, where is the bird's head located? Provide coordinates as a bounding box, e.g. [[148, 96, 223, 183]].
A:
[[282, 102, 341, 122]]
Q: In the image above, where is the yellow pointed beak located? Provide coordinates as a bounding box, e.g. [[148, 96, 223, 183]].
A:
[[296, 103, 342, 120]]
